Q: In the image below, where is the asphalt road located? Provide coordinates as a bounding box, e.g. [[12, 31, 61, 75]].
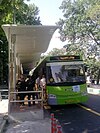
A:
[[84, 94, 100, 113], [44, 94, 100, 133], [2, 94, 100, 133]]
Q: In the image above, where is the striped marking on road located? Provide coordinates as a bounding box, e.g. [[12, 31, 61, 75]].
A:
[[78, 104, 100, 116]]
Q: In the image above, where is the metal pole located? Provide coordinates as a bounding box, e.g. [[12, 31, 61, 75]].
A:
[[0, 40, 4, 85]]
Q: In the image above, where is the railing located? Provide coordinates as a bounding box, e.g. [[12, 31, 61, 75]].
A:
[[0, 89, 8, 101], [10, 90, 43, 103], [8, 88, 44, 113]]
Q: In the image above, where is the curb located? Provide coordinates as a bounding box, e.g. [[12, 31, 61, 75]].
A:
[[87, 87, 100, 95], [0, 115, 8, 133]]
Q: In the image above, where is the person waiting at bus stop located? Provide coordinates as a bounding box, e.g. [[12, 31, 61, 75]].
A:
[[16, 75, 26, 106], [26, 75, 35, 106], [40, 75, 47, 102], [35, 74, 47, 101], [35, 75, 42, 99]]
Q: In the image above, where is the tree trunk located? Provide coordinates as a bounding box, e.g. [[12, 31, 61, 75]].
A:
[[97, 68, 100, 85]]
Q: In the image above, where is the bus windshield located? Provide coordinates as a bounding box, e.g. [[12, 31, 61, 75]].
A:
[[46, 62, 85, 84]]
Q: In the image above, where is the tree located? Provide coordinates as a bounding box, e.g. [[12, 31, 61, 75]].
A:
[[0, 0, 41, 25], [47, 48, 65, 56], [0, 0, 41, 85], [21, 4, 41, 25], [57, 0, 100, 45], [57, 0, 100, 84]]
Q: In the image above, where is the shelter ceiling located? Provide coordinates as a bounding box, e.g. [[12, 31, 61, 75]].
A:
[[2, 25, 58, 70]]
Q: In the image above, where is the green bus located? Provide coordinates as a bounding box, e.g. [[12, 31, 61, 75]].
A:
[[32, 55, 88, 105]]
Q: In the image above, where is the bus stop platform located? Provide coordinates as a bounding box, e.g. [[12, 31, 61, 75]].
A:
[[0, 99, 51, 133], [9, 103, 44, 122], [0, 99, 8, 133]]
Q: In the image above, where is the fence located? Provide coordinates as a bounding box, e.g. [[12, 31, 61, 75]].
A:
[[0, 87, 8, 101], [8, 88, 44, 113]]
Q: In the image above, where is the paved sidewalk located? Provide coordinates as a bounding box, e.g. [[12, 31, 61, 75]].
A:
[[90, 84, 100, 89], [0, 99, 8, 133], [0, 99, 8, 114], [5, 118, 51, 133], [0, 99, 51, 133], [1, 85, 99, 133], [87, 84, 100, 95]]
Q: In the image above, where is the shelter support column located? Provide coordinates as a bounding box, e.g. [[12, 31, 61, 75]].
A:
[[16, 55, 21, 80], [9, 34, 16, 103]]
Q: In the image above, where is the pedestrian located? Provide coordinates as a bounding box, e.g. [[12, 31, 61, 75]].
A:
[[26, 75, 35, 106], [16, 78, 21, 100], [40, 75, 46, 88], [40, 75, 47, 102], [35, 75, 42, 99], [17, 75, 26, 106], [35, 75, 42, 90]]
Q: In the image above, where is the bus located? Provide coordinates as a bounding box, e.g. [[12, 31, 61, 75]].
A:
[[32, 55, 88, 105]]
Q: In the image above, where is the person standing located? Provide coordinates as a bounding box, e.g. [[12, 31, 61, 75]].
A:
[[40, 75, 46, 88], [35, 75, 42, 99], [40, 75, 47, 102], [35, 75, 41, 91], [17, 75, 26, 106], [26, 75, 35, 106]]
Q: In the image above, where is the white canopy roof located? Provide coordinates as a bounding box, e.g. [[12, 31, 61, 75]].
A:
[[2, 24, 58, 70]]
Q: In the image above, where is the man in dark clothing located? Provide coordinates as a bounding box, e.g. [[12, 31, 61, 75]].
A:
[[16, 76, 26, 106], [26, 76, 35, 106]]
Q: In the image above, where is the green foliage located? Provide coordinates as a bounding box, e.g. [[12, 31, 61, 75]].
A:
[[57, 0, 100, 45], [0, 0, 41, 25], [47, 48, 65, 56], [85, 57, 100, 82], [20, 4, 41, 25], [57, 0, 100, 83], [0, 0, 41, 84]]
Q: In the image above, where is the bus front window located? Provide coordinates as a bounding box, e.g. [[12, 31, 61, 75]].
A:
[[46, 63, 85, 84], [47, 65, 62, 83]]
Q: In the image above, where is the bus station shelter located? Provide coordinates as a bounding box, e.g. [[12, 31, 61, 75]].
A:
[[2, 24, 58, 114]]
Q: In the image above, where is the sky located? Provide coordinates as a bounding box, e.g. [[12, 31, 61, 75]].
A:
[[25, 0, 63, 25], [25, 0, 67, 53]]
